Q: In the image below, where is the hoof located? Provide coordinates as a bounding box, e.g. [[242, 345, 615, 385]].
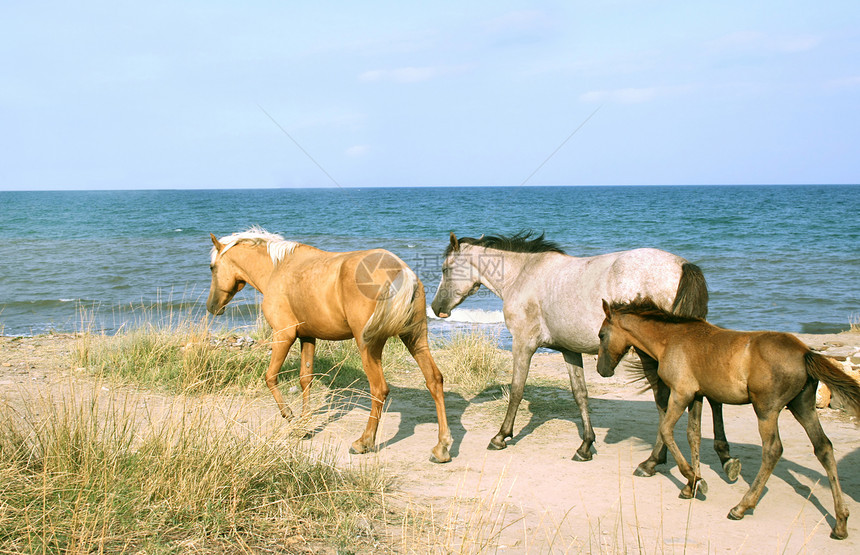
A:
[[679, 480, 706, 500], [349, 442, 375, 455], [572, 450, 593, 462], [430, 452, 452, 464], [830, 528, 848, 540], [487, 437, 507, 450], [430, 444, 452, 464], [634, 465, 657, 478], [727, 508, 745, 521], [723, 458, 741, 483]]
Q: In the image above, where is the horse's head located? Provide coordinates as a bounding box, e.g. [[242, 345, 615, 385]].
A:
[[430, 233, 483, 318], [206, 233, 246, 316], [596, 300, 631, 377]]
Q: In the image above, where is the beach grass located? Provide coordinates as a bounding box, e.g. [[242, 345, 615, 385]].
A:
[[73, 316, 270, 394], [432, 327, 506, 396], [43, 310, 519, 552], [72, 306, 502, 401], [0, 383, 665, 554], [0, 384, 387, 553]]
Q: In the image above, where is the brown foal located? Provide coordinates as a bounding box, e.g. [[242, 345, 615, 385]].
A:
[[597, 298, 860, 540]]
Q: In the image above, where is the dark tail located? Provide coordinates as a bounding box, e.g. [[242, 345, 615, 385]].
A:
[[671, 262, 709, 319], [805, 351, 860, 417]]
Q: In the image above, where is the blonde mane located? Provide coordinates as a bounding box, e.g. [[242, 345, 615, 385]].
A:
[[212, 226, 299, 265]]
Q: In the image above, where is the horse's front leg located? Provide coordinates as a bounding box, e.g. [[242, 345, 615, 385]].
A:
[[489, 335, 536, 450], [659, 391, 699, 498], [350, 339, 389, 455], [680, 394, 707, 499], [562, 351, 595, 461], [635, 352, 668, 477], [266, 328, 298, 419]]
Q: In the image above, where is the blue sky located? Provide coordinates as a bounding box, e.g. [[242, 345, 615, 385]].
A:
[[2, 1, 858, 190]]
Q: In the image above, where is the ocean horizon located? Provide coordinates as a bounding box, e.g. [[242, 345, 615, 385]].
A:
[[1, 185, 857, 346]]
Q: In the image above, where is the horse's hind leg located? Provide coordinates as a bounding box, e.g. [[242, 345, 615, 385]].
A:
[[787, 383, 849, 539], [709, 399, 741, 482], [562, 351, 595, 461], [728, 408, 782, 521], [351, 339, 389, 455], [400, 329, 452, 463], [299, 338, 316, 419]]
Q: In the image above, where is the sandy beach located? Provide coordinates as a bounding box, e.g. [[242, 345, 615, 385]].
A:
[[2, 331, 859, 553]]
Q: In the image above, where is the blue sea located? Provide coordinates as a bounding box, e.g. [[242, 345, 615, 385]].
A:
[[1, 186, 857, 345]]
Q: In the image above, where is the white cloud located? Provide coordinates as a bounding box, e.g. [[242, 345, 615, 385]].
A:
[[579, 84, 697, 104], [580, 87, 658, 104], [482, 10, 551, 35], [359, 64, 472, 84], [707, 31, 821, 54], [346, 145, 371, 157], [825, 75, 860, 89]]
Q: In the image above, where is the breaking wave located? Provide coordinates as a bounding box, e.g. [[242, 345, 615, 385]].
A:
[[425, 306, 505, 324]]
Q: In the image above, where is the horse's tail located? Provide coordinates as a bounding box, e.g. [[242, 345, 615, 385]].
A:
[[361, 265, 419, 346], [671, 262, 709, 319], [805, 351, 860, 417]]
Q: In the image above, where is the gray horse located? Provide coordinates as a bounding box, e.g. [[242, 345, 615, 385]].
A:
[[431, 232, 739, 479]]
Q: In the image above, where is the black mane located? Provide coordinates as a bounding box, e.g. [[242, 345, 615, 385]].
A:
[[610, 298, 704, 324], [447, 231, 566, 256]]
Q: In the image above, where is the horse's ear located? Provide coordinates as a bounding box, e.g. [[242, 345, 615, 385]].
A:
[[449, 232, 460, 252], [210, 233, 224, 252], [602, 299, 611, 318]]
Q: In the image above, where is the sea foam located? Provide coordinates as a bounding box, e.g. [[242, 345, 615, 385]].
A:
[[425, 305, 505, 324]]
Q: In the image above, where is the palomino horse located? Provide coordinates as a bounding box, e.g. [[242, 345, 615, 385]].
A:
[[597, 298, 860, 540], [207, 228, 453, 463], [431, 232, 738, 477]]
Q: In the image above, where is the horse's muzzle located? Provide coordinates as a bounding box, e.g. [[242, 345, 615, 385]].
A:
[[430, 297, 451, 318], [595, 352, 617, 378]]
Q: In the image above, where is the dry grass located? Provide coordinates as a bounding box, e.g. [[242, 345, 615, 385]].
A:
[[433, 328, 506, 396], [0, 383, 387, 553], [58, 310, 521, 551], [74, 317, 270, 395]]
